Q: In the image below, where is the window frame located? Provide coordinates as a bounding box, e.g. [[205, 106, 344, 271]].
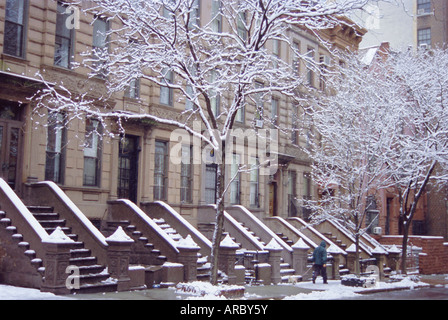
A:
[[83, 118, 102, 187], [153, 140, 169, 200], [45, 112, 67, 184], [3, 0, 28, 58], [54, 2, 75, 69], [180, 144, 193, 203]]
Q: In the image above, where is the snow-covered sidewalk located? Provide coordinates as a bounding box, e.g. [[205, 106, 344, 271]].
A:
[[283, 277, 432, 300], [0, 275, 441, 300], [0, 284, 71, 300]]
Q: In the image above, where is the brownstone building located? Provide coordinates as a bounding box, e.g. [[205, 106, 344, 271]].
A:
[[0, 0, 366, 227], [415, 0, 448, 48]]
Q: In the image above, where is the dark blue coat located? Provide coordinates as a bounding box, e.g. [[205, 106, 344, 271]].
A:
[[312, 241, 327, 265]]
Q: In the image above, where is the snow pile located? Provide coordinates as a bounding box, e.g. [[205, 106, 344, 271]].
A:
[[220, 234, 239, 248], [284, 275, 430, 300], [177, 234, 200, 249], [44, 226, 75, 243], [292, 238, 310, 250], [105, 226, 134, 243], [175, 281, 245, 299], [265, 238, 282, 250]]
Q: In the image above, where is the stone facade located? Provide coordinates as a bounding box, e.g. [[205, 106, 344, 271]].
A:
[[0, 0, 365, 230]]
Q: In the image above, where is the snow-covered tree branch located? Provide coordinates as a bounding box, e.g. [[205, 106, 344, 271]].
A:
[[31, 0, 395, 284]]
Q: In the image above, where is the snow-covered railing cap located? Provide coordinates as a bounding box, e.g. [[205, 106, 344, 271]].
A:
[[292, 238, 310, 250], [327, 243, 345, 255], [346, 243, 361, 253], [387, 244, 401, 254], [372, 245, 389, 255], [264, 238, 283, 251], [105, 226, 134, 243], [177, 234, 200, 249], [220, 234, 240, 249], [43, 226, 75, 244]]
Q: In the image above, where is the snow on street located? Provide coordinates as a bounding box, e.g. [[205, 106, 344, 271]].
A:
[[0, 284, 70, 300], [0, 276, 443, 300]]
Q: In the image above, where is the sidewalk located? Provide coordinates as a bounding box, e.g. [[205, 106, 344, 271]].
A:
[[0, 274, 446, 300]]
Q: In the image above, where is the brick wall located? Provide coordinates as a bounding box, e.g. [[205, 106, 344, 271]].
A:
[[379, 235, 448, 274]]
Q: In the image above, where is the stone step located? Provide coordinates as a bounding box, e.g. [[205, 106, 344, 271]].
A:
[[32, 212, 60, 221], [27, 206, 54, 214]]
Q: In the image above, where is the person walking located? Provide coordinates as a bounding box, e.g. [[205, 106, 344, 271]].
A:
[[312, 241, 328, 284]]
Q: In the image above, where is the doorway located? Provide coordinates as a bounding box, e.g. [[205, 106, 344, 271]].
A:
[[0, 100, 24, 192], [118, 135, 140, 203], [268, 182, 277, 216], [0, 120, 22, 191]]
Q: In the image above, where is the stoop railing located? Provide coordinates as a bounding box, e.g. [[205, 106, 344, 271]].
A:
[[25, 181, 109, 264]]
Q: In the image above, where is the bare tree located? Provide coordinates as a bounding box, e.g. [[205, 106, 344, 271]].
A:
[[384, 48, 448, 273], [32, 0, 391, 284], [304, 52, 398, 275], [306, 47, 448, 275]]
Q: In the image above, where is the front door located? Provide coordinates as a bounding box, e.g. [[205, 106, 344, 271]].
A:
[[0, 100, 24, 192], [0, 120, 22, 190], [118, 135, 140, 203], [268, 182, 277, 216]]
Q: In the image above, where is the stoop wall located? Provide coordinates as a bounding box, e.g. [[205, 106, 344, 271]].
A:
[[379, 235, 448, 274]]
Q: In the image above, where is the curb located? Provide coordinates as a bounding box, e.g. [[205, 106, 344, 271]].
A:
[[355, 283, 431, 295]]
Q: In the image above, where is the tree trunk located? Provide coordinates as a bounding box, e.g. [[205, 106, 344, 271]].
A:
[[354, 234, 361, 277], [210, 149, 226, 285], [400, 218, 410, 274]]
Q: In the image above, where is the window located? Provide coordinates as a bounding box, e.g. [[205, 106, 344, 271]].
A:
[[3, 0, 27, 57], [237, 11, 247, 40], [83, 119, 102, 187], [417, 28, 431, 47], [230, 154, 241, 204], [291, 105, 299, 145], [249, 157, 259, 207], [185, 65, 197, 110], [270, 97, 279, 126], [92, 17, 109, 78], [319, 55, 329, 91], [185, 84, 194, 110], [180, 145, 193, 203], [272, 39, 280, 68], [292, 41, 300, 75], [302, 173, 312, 220], [235, 104, 245, 123], [306, 48, 315, 86], [287, 170, 297, 217], [187, 0, 200, 29], [209, 70, 220, 117], [163, 1, 175, 18], [205, 164, 217, 204], [45, 113, 66, 184], [254, 81, 264, 124], [417, 0, 431, 14], [211, 0, 222, 33], [125, 78, 140, 99], [54, 2, 75, 68], [160, 69, 174, 106], [154, 140, 168, 200]]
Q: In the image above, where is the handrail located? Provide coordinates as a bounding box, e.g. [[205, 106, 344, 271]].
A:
[[0, 178, 48, 257], [26, 181, 109, 264], [142, 201, 212, 256], [108, 199, 179, 260], [227, 205, 293, 253], [35, 181, 108, 246]]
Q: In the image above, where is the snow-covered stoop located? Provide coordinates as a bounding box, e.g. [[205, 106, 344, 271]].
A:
[[106, 200, 224, 287], [0, 179, 117, 295]]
